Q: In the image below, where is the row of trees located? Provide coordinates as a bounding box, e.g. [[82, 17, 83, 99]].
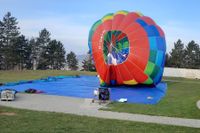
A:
[[166, 39, 200, 69], [0, 12, 82, 70]]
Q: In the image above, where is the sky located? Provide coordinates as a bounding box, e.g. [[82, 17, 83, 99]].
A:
[[0, 0, 200, 55]]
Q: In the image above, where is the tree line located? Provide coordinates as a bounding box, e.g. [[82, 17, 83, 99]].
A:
[[0, 12, 82, 70], [166, 39, 200, 69]]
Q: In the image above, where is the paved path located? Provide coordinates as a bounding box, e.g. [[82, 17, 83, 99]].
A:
[[0, 93, 200, 128]]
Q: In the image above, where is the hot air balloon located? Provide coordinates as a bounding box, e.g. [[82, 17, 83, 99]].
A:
[[88, 10, 166, 86]]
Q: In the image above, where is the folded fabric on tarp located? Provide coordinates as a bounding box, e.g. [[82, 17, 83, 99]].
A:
[[0, 76, 167, 104]]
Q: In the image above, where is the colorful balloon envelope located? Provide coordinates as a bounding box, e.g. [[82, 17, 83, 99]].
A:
[[88, 11, 166, 86]]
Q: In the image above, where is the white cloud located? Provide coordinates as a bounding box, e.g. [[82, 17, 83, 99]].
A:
[[18, 17, 90, 55], [18, 16, 200, 55]]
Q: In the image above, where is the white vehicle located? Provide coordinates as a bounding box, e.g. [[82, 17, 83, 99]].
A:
[[0, 89, 17, 101]]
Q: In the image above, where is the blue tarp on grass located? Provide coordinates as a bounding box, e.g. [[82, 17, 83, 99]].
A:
[[0, 76, 167, 104]]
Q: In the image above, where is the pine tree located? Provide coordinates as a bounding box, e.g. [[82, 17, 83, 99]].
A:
[[37, 28, 51, 69], [197, 46, 200, 68], [0, 20, 4, 69], [24, 40, 32, 70], [184, 41, 200, 69], [37, 48, 48, 70], [82, 54, 96, 71], [169, 39, 185, 68], [29, 38, 37, 70], [37, 28, 51, 48], [53, 41, 66, 69], [0, 12, 20, 70], [39, 40, 66, 70], [12, 35, 30, 70], [66, 51, 78, 70]]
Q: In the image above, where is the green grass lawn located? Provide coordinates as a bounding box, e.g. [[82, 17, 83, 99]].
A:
[[0, 70, 96, 83], [103, 78, 200, 119], [0, 106, 199, 133], [0, 70, 199, 119]]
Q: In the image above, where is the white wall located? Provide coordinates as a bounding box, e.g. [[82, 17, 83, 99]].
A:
[[163, 67, 200, 79]]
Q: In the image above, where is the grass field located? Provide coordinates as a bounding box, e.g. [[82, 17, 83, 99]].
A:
[[0, 70, 96, 83], [0, 106, 199, 133], [0, 70, 199, 119], [0, 70, 199, 132], [103, 78, 200, 119]]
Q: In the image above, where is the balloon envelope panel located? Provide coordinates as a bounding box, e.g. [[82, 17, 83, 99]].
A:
[[88, 11, 166, 86]]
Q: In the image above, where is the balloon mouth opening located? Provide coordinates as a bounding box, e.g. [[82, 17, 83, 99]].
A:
[[103, 30, 129, 65]]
